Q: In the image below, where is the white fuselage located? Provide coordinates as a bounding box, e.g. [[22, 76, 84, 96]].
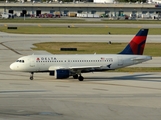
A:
[[10, 54, 152, 72]]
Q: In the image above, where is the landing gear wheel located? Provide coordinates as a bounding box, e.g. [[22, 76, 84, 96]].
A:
[[30, 72, 34, 80], [30, 76, 33, 80], [73, 74, 78, 79], [78, 76, 84, 81]]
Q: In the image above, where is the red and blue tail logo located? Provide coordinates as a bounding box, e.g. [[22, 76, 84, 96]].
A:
[[119, 29, 149, 55]]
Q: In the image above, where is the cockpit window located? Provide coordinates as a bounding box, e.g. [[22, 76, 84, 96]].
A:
[[16, 60, 25, 63]]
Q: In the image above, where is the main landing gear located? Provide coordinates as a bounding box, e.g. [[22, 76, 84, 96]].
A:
[[73, 74, 84, 81], [30, 72, 34, 80], [78, 75, 84, 81]]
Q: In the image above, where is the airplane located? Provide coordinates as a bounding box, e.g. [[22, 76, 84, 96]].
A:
[[10, 28, 152, 81]]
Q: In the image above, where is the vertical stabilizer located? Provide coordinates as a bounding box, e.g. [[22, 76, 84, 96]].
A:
[[119, 29, 149, 55]]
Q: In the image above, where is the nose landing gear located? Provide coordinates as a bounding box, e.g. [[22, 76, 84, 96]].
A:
[[30, 72, 34, 80]]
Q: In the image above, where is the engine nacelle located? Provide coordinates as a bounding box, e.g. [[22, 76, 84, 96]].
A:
[[55, 69, 70, 79]]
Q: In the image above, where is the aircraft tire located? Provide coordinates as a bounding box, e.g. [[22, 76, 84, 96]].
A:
[[30, 72, 34, 80], [78, 76, 84, 81], [30, 77, 33, 80], [73, 74, 78, 79]]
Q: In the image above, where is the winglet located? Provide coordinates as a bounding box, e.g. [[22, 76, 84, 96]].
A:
[[119, 29, 149, 55]]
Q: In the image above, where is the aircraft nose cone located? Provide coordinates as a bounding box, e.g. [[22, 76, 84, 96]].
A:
[[10, 63, 16, 70]]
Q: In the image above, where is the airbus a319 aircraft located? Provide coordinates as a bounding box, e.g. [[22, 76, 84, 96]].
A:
[[10, 29, 152, 81]]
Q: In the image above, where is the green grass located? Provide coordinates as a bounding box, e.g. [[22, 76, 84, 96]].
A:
[[0, 27, 161, 34], [0, 18, 86, 23], [1, 18, 161, 24], [32, 42, 161, 56]]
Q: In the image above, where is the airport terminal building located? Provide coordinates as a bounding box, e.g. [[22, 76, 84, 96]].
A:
[[0, 2, 161, 19]]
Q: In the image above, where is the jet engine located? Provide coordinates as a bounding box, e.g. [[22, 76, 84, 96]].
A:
[[54, 69, 70, 79]]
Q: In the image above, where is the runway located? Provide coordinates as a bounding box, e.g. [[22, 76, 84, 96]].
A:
[[0, 32, 161, 44], [1, 23, 161, 28], [0, 32, 161, 120]]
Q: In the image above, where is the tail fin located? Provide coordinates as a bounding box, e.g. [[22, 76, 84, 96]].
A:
[[119, 28, 149, 55]]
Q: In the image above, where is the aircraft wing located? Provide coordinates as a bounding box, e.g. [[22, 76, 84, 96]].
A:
[[68, 66, 103, 72], [49, 66, 102, 71]]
